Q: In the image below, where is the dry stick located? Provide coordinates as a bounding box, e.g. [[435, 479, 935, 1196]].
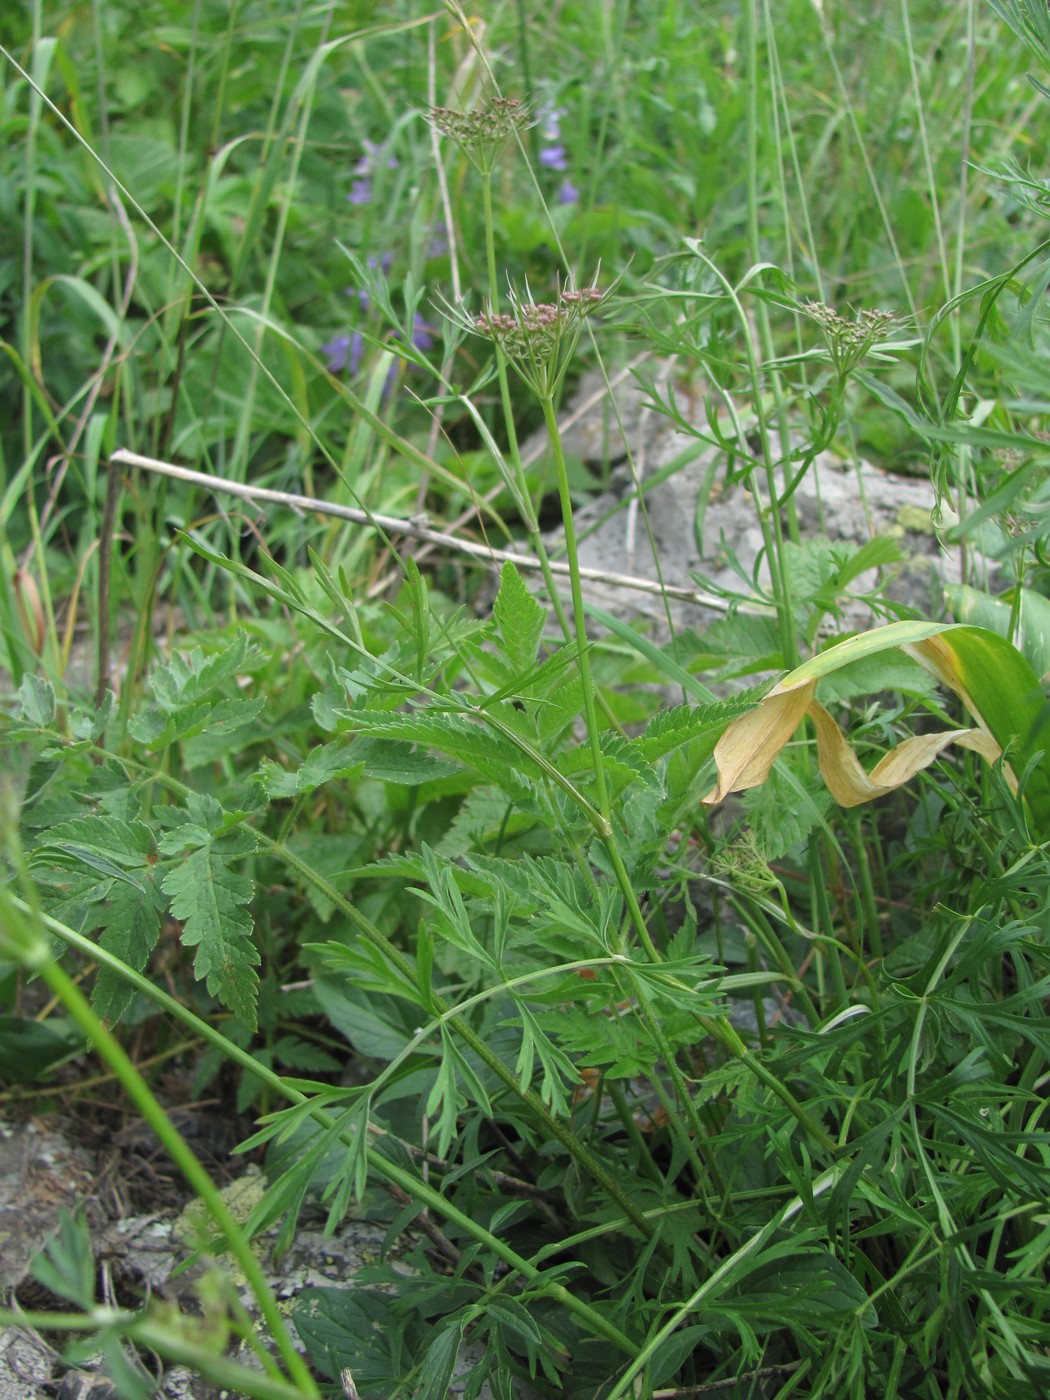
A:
[[109, 449, 729, 613], [367, 351, 657, 599]]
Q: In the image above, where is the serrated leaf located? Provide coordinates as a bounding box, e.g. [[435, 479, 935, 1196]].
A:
[[493, 561, 546, 675], [414, 1319, 464, 1400], [294, 1288, 427, 1388], [68, 691, 116, 741], [635, 699, 757, 763], [161, 817, 260, 1030], [182, 696, 267, 767], [535, 673, 584, 743], [128, 698, 210, 747], [93, 880, 164, 1025], [13, 673, 55, 727], [149, 631, 255, 707], [356, 738, 461, 786], [344, 710, 540, 802], [259, 740, 360, 797]]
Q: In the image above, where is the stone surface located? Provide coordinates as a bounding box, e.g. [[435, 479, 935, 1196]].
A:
[[533, 367, 984, 639]]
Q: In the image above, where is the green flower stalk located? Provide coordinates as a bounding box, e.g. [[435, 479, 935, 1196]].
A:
[[463, 280, 744, 1175]]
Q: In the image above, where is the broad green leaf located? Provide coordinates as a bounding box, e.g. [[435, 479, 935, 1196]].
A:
[[94, 880, 164, 1025], [414, 1319, 464, 1400], [946, 582, 1050, 681], [149, 631, 257, 707], [130, 696, 265, 761], [258, 740, 360, 797], [294, 1287, 427, 1389], [909, 626, 1050, 824], [13, 673, 55, 728], [0, 1015, 80, 1084], [181, 697, 267, 767], [635, 696, 759, 763], [342, 710, 543, 804], [36, 814, 156, 880], [30, 816, 164, 1024]]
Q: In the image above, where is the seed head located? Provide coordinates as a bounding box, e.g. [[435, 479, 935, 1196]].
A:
[[469, 282, 607, 398], [804, 301, 901, 376], [428, 96, 531, 176]]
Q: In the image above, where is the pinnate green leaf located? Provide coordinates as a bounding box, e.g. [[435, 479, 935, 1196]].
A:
[[493, 560, 546, 674], [94, 879, 164, 1025], [160, 798, 260, 1030]]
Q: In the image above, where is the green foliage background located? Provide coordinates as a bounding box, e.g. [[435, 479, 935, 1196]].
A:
[[4, 1, 1050, 1397]]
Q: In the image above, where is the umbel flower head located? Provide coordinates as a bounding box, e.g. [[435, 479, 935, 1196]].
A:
[[803, 301, 902, 378], [427, 95, 531, 177], [467, 281, 605, 399]]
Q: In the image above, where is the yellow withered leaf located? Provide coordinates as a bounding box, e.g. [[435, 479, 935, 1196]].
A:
[[701, 621, 1049, 821], [702, 679, 815, 806], [807, 700, 1001, 808]]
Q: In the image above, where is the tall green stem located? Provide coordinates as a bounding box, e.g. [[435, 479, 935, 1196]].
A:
[[9, 894, 638, 1358], [0, 888, 318, 1395], [481, 177, 574, 643], [542, 398, 734, 1175]]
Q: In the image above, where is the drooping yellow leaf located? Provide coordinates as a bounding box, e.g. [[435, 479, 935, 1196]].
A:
[[702, 680, 815, 805], [807, 700, 1001, 808], [701, 620, 1050, 831]]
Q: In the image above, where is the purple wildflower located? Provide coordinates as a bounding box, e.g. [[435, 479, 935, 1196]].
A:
[[409, 314, 433, 352], [558, 179, 579, 206], [539, 104, 564, 142], [323, 331, 365, 376], [357, 139, 398, 172], [347, 141, 397, 208], [539, 144, 568, 171], [425, 224, 449, 259]]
